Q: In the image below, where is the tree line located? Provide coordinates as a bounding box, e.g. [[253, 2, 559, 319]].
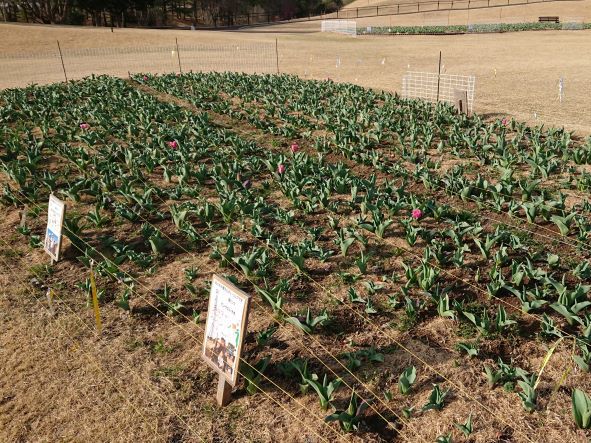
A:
[[0, 0, 345, 27]]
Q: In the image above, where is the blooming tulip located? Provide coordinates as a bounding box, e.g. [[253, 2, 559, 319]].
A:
[[277, 164, 286, 174], [290, 143, 299, 154], [79, 123, 90, 130], [411, 209, 423, 220], [168, 141, 178, 149]]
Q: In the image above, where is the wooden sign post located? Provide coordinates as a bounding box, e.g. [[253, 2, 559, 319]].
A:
[[44, 194, 66, 264], [202, 275, 251, 406], [454, 89, 469, 116]]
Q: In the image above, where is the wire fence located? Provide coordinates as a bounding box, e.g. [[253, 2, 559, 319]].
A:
[[0, 42, 277, 89], [322, 0, 575, 20], [320, 20, 357, 37], [402, 71, 476, 113], [562, 17, 585, 30]]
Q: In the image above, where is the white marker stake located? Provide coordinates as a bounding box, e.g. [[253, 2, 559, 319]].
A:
[[46, 288, 55, 316], [20, 204, 28, 229]]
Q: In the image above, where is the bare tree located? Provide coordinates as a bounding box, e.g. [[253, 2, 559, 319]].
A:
[[17, 0, 72, 24], [6, 0, 337, 26], [1, 1, 20, 21]]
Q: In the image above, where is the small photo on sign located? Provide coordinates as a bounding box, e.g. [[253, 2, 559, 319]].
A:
[[202, 275, 250, 386], [44, 194, 66, 261], [45, 229, 59, 257]]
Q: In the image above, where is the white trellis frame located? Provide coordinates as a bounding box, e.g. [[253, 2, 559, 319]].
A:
[[402, 71, 476, 113], [562, 17, 585, 30], [321, 20, 357, 37]]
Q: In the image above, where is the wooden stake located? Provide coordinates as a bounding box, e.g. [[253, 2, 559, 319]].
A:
[[436, 51, 442, 104], [216, 374, 232, 406], [175, 37, 183, 74], [57, 40, 68, 83], [275, 38, 279, 74]]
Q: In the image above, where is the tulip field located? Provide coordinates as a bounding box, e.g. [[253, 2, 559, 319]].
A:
[[3, 73, 591, 441]]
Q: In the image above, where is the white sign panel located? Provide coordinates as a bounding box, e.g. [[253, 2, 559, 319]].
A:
[[202, 275, 250, 386], [44, 194, 66, 262]]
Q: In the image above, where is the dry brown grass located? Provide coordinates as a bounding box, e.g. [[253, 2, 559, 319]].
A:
[[0, 235, 349, 443]]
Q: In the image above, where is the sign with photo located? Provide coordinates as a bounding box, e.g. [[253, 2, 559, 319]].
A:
[[202, 275, 250, 386], [44, 194, 66, 262]]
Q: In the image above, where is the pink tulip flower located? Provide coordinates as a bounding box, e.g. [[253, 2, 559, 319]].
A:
[[168, 141, 178, 149], [411, 209, 423, 220], [290, 143, 299, 154], [277, 164, 286, 175], [143, 75, 148, 81], [79, 123, 90, 130]]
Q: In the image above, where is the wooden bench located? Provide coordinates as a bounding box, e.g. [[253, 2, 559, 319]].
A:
[[539, 16, 559, 23]]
